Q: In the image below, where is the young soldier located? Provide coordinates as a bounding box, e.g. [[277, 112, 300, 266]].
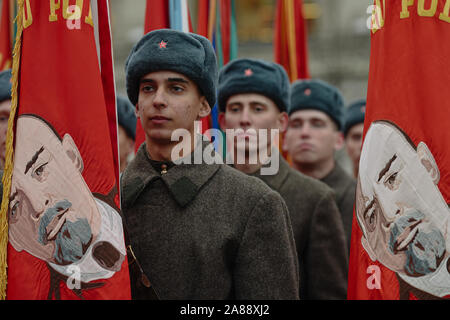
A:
[[121, 30, 299, 300], [284, 79, 356, 253], [218, 58, 348, 300], [343, 99, 366, 178]]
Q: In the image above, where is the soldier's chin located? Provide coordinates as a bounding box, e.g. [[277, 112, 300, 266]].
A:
[[235, 143, 258, 157]]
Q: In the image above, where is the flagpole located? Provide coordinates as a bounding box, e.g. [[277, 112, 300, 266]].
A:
[[286, 0, 298, 81]]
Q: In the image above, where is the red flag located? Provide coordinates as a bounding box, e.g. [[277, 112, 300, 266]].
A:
[[274, 0, 309, 82], [196, 0, 212, 134], [348, 0, 450, 300], [144, 0, 169, 33], [96, 0, 120, 190], [0, 0, 13, 70], [197, 0, 209, 37], [220, 0, 231, 64], [5, 0, 130, 300], [274, 0, 309, 161]]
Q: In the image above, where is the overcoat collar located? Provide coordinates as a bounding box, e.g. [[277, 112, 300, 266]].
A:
[[122, 141, 221, 208], [249, 152, 290, 191]]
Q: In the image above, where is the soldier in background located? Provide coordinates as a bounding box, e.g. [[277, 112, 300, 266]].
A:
[[284, 79, 356, 253], [343, 99, 366, 179], [219, 58, 348, 299]]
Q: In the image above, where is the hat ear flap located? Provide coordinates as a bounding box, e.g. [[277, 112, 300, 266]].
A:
[[417, 142, 440, 185]]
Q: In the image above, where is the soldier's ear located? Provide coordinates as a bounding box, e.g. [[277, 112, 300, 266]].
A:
[[334, 131, 345, 151], [198, 96, 211, 119], [278, 112, 289, 134], [417, 142, 440, 185], [62, 133, 84, 173], [135, 103, 140, 118]]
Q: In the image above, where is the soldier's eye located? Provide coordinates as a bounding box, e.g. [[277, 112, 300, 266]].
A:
[[289, 121, 302, 129], [141, 85, 154, 93], [227, 105, 241, 113], [171, 85, 184, 93]]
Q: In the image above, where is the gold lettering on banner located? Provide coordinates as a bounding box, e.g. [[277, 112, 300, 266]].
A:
[[23, 0, 33, 29], [85, 1, 93, 27], [62, 0, 83, 20], [49, 0, 60, 22], [400, 0, 414, 19], [417, 0, 438, 17], [439, 0, 450, 23], [372, 0, 385, 34]]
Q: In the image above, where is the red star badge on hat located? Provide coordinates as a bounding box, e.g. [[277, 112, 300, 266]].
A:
[[244, 68, 253, 77], [159, 40, 168, 49], [304, 88, 312, 96]]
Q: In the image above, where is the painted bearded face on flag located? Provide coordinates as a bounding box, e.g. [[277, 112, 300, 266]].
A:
[[356, 120, 450, 297], [8, 114, 125, 282]]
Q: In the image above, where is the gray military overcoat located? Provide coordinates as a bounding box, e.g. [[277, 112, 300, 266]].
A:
[[121, 143, 300, 300], [251, 156, 349, 300], [321, 163, 356, 253]]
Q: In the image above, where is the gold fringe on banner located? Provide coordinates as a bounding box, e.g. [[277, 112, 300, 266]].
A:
[[0, 0, 24, 300]]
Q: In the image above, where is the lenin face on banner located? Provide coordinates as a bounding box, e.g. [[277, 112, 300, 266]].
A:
[[356, 120, 450, 298], [8, 114, 126, 285]]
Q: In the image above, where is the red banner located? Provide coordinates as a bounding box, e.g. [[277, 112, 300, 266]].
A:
[[6, 0, 130, 300], [0, 0, 13, 71], [348, 0, 450, 300], [274, 0, 309, 82]]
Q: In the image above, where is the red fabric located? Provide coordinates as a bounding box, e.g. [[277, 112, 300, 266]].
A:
[[6, 0, 130, 300], [274, 0, 309, 82], [293, 0, 309, 79], [97, 0, 120, 191], [197, 0, 209, 37], [273, 0, 285, 72], [199, 0, 212, 133], [348, 0, 450, 300], [0, 0, 12, 70], [274, 0, 292, 160], [220, 0, 230, 65], [144, 0, 169, 34]]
